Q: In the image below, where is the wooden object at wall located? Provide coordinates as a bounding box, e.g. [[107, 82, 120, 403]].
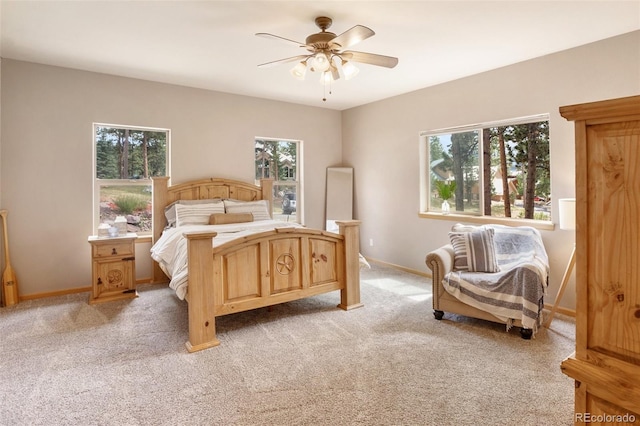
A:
[[88, 234, 138, 304], [0, 209, 19, 306], [560, 95, 640, 422]]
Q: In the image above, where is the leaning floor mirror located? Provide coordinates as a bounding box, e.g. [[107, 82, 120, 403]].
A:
[[325, 167, 353, 232]]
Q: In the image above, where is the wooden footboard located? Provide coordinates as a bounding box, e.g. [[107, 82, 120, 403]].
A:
[[184, 221, 362, 352]]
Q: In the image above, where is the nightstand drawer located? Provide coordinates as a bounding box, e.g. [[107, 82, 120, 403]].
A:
[[92, 241, 134, 258]]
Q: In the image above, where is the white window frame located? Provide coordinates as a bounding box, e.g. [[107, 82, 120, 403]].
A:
[[419, 114, 553, 230], [93, 123, 171, 235]]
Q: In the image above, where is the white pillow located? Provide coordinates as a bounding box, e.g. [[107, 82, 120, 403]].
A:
[[164, 199, 222, 228], [175, 202, 225, 227], [223, 199, 271, 221]]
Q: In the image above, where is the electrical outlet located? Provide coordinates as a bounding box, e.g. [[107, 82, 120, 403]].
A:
[[369, 238, 374, 247]]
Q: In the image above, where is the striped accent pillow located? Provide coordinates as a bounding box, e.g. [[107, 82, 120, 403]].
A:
[[449, 228, 499, 272], [164, 199, 222, 228], [223, 199, 271, 221], [175, 202, 225, 227]]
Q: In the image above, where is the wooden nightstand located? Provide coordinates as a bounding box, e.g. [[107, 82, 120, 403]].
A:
[[88, 233, 138, 304]]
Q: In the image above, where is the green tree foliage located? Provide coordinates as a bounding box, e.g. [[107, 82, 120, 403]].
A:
[[429, 136, 444, 161], [450, 131, 479, 211], [505, 121, 550, 219], [96, 127, 166, 179]]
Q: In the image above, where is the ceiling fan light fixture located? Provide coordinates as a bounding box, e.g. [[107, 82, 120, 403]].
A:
[[257, 16, 398, 101], [341, 60, 360, 80], [290, 60, 308, 80], [312, 52, 330, 72], [319, 70, 333, 85]]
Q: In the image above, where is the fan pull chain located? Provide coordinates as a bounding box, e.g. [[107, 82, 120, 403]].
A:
[[322, 78, 333, 102]]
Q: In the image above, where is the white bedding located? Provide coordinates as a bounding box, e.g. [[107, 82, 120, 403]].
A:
[[150, 220, 303, 299]]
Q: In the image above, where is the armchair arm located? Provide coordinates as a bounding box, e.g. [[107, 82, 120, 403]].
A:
[[425, 245, 455, 299]]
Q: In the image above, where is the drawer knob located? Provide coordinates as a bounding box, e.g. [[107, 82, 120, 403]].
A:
[[112, 248, 117, 255]]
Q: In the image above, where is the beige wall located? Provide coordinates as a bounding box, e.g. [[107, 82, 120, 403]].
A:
[[2, 31, 639, 309], [0, 60, 342, 296], [0, 57, 2, 207], [342, 30, 640, 311]]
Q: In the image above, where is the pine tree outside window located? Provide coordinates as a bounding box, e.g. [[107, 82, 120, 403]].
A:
[[94, 124, 169, 235]]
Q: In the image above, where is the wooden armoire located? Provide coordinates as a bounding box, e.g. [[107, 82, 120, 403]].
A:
[[560, 95, 640, 423]]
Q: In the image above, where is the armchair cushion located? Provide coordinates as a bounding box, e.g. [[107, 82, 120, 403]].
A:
[[449, 228, 499, 273]]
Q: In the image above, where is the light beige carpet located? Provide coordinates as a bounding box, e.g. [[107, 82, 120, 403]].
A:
[[0, 263, 575, 425]]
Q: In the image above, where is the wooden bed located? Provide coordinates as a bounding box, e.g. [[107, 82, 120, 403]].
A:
[[151, 176, 363, 352]]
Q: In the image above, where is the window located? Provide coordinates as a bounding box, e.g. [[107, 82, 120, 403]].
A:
[[94, 124, 169, 235], [255, 138, 301, 223], [420, 115, 550, 221]]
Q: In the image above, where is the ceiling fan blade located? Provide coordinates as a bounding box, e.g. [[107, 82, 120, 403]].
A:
[[255, 33, 310, 49], [257, 55, 310, 68], [342, 51, 399, 68], [330, 25, 375, 49]]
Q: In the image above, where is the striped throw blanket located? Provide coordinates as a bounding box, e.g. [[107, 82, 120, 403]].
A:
[[443, 225, 549, 332]]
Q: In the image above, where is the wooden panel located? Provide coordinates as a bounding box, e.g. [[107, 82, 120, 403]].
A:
[[202, 185, 230, 199], [562, 355, 640, 415], [270, 238, 302, 294], [223, 245, 261, 301], [587, 122, 640, 361], [309, 238, 337, 285], [173, 185, 229, 200], [173, 187, 201, 201], [162, 178, 264, 204], [94, 258, 132, 295], [231, 185, 259, 201], [584, 392, 639, 425]]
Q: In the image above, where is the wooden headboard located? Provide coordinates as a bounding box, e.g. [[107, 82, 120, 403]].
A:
[[151, 176, 274, 244]]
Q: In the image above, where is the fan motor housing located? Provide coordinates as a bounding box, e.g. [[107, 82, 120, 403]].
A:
[[305, 32, 337, 49]]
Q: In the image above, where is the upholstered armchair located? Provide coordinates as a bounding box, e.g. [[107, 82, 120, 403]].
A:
[[425, 224, 549, 339]]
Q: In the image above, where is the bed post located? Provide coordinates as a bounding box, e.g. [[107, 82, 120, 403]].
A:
[[184, 231, 220, 352], [152, 177, 170, 283], [336, 220, 364, 310], [259, 178, 274, 216]]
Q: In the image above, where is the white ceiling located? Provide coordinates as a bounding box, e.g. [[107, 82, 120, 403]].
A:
[[1, 1, 639, 111]]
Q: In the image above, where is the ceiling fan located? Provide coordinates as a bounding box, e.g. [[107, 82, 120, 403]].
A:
[[256, 16, 398, 85]]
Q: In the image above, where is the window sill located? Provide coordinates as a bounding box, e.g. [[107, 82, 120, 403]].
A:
[[418, 212, 555, 231]]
